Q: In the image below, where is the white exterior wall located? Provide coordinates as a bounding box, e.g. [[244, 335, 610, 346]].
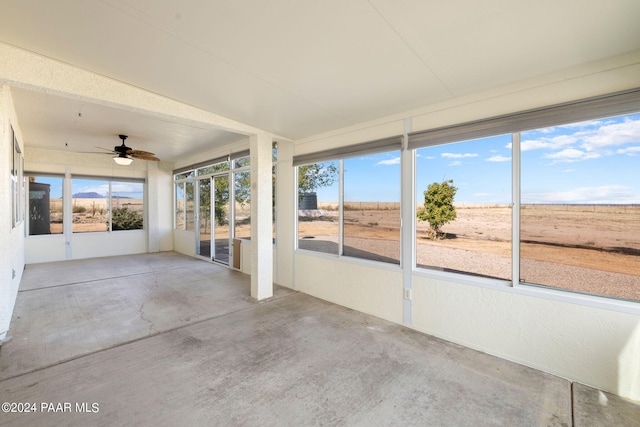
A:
[[0, 86, 25, 341], [291, 52, 640, 401]]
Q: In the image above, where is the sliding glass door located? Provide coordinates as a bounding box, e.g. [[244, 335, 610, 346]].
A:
[[197, 175, 230, 264]]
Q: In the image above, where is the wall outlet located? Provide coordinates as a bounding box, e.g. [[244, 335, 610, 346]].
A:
[[404, 288, 412, 300]]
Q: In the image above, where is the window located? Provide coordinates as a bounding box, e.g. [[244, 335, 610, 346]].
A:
[[297, 161, 340, 255], [415, 135, 512, 280], [11, 127, 23, 228], [175, 182, 185, 229], [185, 181, 195, 231], [344, 152, 400, 264], [72, 177, 145, 233], [28, 175, 63, 235], [111, 181, 144, 230], [234, 170, 251, 240], [72, 178, 109, 233], [272, 144, 278, 241], [520, 113, 640, 301], [409, 89, 640, 302], [295, 135, 403, 264]]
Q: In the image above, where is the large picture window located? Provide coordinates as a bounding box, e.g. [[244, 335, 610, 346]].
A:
[[72, 178, 109, 233], [295, 135, 403, 265], [415, 135, 512, 280], [72, 177, 144, 233], [409, 89, 640, 303], [520, 113, 640, 301], [343, 152, 400, 264], [111, 181, 144, 231], [297, 161, 340, 255]]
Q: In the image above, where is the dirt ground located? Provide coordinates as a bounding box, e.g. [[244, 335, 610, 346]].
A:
[[298, 205, 640, 301]]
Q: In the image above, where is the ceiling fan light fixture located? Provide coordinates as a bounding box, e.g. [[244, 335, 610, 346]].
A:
[[113, 154, 133, 165]]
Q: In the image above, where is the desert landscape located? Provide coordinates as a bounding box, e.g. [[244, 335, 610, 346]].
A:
[[39, 197, 144, 233], [299, 203, 640, 302]]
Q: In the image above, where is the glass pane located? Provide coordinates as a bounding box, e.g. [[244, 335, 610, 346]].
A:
[[234, 171, 251, 239], [198, 179, 211, 258], [520, 113, 640, 301], [198, 162, 229, 176], [234, 156, 250, 169], [175, 171, 194, 180], [72, 179, 109, 233], [213, 175, 230, 264], [111, 181, 144, 230], [272, 164, 277, 242], [185, 182, 195, 231], [415, 135, 512, 280], [28, 176, 63, 235], [297, 161, 339, 255], [175, 183, 185, 229], [343, 151, 400, 264]]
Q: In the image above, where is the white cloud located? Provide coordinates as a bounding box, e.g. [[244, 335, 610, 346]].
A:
[[617, 146, 640, 156], [580, 118, 640, 151], [448, 161, 463, 166], [376, 157, 400, 165], [522, 185, 637, 204], [522, 117, 640, 155], [521, 134, 578, 151], [544, 148, 600, 162], [441, 152, 478, 158], [486, 155, 511, 162]]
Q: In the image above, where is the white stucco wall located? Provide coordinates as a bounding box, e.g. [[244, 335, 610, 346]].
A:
[[290, 52, 640, 401], [294, 253, 404, 324], [411, 274, 640, 401], [0, 86, 25, 341]]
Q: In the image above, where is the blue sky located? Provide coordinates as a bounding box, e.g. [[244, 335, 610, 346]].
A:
[[316, 112, 640, 204]]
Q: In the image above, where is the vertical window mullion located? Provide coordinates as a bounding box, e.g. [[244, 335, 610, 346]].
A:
[[108, 180, 112, 232], [338, 159, 344, 257], [512, 132, 521, 288]]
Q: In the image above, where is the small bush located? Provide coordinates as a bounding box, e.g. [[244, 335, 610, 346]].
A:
[[111, 207, 143, 230]]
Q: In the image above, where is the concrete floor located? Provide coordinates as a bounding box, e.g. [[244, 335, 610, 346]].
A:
[[1, 252, 638, 426]]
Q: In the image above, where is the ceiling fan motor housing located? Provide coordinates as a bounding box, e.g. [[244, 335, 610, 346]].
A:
[[115, 134, 131, 154]]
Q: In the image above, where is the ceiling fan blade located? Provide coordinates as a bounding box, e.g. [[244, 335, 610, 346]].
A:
[[95, 146, 116, 153], [128, 150, 160, 161]]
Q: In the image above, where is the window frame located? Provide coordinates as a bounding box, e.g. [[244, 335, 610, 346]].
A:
[[409, 89, 640, 307], [26, 173, 65, 236], [70, 175, 146, 233], [294, 137, 403, 267]]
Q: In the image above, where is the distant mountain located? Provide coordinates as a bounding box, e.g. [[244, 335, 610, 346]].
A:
[[72, 192, 105, 198], [72, 192, 132, 199]]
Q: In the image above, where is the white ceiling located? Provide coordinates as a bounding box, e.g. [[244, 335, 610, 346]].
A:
[[1, 0, 640, 162]]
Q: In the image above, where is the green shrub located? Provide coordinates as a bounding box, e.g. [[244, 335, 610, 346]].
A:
[[111, 207, 143, 230], [417, 179, 457, 239]]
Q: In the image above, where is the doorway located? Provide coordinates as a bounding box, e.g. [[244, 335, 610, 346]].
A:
[[197, 175, 230, 264]]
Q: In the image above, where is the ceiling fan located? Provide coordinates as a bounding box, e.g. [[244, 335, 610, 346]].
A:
[[97, 134, 160, 165]]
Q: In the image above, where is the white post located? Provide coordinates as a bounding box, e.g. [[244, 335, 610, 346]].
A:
[[250, 133, 274, 300]]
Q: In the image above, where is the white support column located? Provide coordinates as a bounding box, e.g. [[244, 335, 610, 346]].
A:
[[147, 161, 159, 253], [250, 133, 274, 300], [401, 118, 414, 325]]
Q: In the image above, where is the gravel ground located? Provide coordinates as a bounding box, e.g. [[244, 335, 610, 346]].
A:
[[299, 235, 639, 302]]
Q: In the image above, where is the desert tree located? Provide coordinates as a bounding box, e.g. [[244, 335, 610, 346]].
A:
[[297, 163, 338, 197], [417, 179, 458, 239]]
